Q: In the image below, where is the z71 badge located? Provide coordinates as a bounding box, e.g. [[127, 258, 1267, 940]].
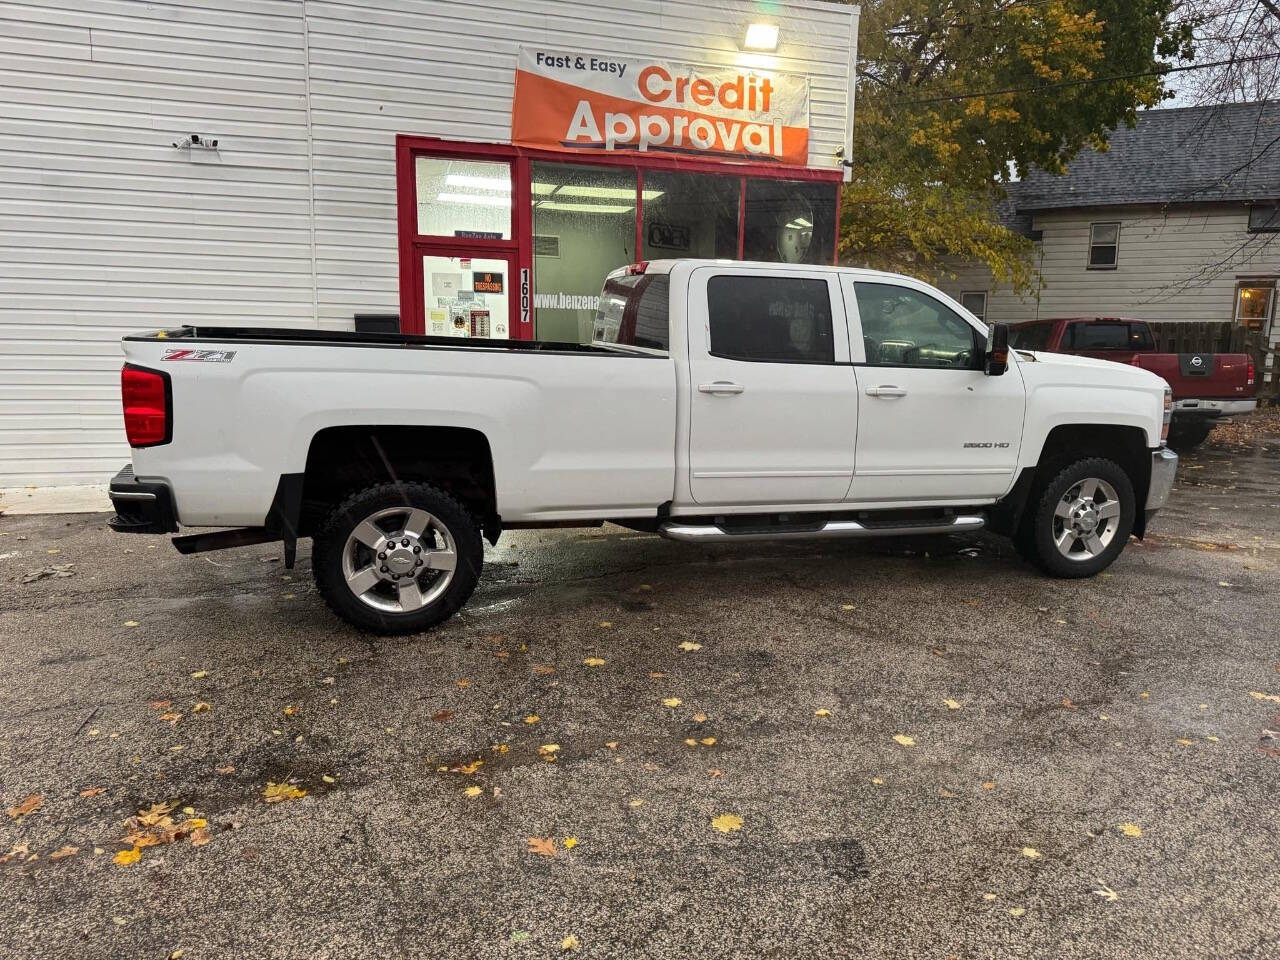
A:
[[162, 348, 236, 363]]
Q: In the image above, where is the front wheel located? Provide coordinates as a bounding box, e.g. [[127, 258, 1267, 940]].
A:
[[312, 481, 483, 634], [1018, 457, 1136, 578]]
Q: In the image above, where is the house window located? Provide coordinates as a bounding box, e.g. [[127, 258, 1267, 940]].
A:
[[959, 291, 987, 321], [1235, 281, 1276, 333], [1248, 203, 1280, 233], [1088, 222, 1120, 269]]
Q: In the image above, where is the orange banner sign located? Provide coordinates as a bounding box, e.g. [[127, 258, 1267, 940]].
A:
[[512, 48, 810, 166]]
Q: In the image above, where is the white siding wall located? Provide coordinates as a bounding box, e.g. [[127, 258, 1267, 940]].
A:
[[0, 0, 858, 486], [940, 203, 1280, 333]]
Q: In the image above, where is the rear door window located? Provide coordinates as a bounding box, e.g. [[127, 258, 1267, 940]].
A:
[[707, 275, 835, 363], [593, 274, 670, 352]]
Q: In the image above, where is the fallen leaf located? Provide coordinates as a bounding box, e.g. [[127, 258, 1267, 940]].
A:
[[190, 670, 207, 679], [871, 776, 884, 785], [455, 678, 471, 689], [462, 786, 482, 798], [185, 817, 207, 830], [561, 934, 580, 952], [49, 845, 78, 861], [605, 741, 618, 750], [493, 651, 509, 660], [981, 892, 997, 901], [0, 842, 30, 864], [583, 657, 605, 667], [182, 806, 195, 816], [814, 708, 832, 717], [282, 705, 299, 716], [893, 734, 916, 747], [684, 738, 697, 747], [263, 781, 306, 804], [159, 711, 182, 725], [149, 700, 172, 710], [169, 950, 185, 960], [943, 699, 962, 710], [113, 846, 141, 866], [510, 931, 530, 944], [1062, 697, 1077, 710], [432, 709, 454, 723], [216, 765, 236, 775], [456, 759, 483, 775], [524, 715, 540, 725], [1117, 822, 1142, 838], [599, 621, 612, 629], [7, 795, 43, 819], [1021, 847, 1041, 859], [700, 737, 716, 746], [79, 786, 105, 798], [528, 836, 556, 857], [191, 702, 211, 714], [1009, 907, 1026, 917], [320, 676, 336, 685], [710, 813, 744, 833], [1249, 691, 1280, 704], [692, 712, 708, 723], [533, 665, 555, 675], [628, 798, 645, 807], [648, 671, 667, 678], [539, 744, 560, 756], [190, 828, 211, 847], [1093, 882, 1119, 902], [1217, 581, 1233, 587], [124, 620, 139, 628], [709, 769, 723, 778], [678, 641, 702, 652], [982, 781, 996, 791], [939, 787, 956, 798], [662, 697, 681, 708], [1207, 735, 1220, 743], [1140, 691, 1150, 699], [563, 836, 578, 849], [137, 801, 176, 826], [1177, 738, 1193, 746], [113, 917, 127, 926], [322, 774, 336, 784], [841, 603, 856, 611]]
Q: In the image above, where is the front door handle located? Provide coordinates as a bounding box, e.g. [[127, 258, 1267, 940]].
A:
[[698, 381, 745, 395], [865, 385, 907, 398]]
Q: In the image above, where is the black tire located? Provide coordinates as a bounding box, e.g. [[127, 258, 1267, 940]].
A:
[[312, 481, 483, 634], [1167, 420, 1213, 451], [1018, 457, 1136, 579]]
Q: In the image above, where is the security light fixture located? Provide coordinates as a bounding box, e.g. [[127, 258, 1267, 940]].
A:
[[743, 22, 779, 51]]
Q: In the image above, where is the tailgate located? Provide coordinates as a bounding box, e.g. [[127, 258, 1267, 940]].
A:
[[1132, 353, 1254, 400]]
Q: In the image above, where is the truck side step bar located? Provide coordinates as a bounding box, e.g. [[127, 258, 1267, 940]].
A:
[[658, 515, 985, 544]]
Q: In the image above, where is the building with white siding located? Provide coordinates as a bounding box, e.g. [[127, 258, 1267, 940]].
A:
[[0, 0, 860, 488], [940, 102, 1280, 353]]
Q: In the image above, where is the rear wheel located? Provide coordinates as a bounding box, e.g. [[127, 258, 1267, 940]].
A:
[[312, 481, 482, 634], [1019, 457, 1136, 578]]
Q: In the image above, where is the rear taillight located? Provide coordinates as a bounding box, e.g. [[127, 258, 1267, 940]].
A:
[[121, 364, 171, 447], [625, 261, 649, 275], [1247, 355, 1256, 386]]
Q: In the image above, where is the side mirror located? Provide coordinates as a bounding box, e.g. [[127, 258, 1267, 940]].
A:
[[985, 322, 1009, 376]]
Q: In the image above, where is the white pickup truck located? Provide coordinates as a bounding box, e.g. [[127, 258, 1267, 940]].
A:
[[110, 259, 1178, 633]]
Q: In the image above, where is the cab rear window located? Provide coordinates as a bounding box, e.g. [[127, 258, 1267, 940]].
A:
[[1008, 323, 1053, 351], [593, 274, 670, 352]]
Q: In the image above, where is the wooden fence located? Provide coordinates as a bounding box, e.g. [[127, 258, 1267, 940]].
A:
[[1145, 321, 1280, 403]]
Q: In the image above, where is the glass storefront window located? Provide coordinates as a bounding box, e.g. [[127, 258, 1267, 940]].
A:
[[742, 179, 836, 265], [421, 254, 510, 339], [416, 157, 512, 239], [640, 172, 739, 261], [533, 162, 639, 343]]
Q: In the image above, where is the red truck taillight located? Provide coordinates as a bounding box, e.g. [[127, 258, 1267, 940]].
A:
[[121, 364, 171, 447], [1247, 355, 1256, 386]]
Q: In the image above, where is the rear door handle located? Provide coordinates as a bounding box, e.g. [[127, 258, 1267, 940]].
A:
[[698, 381, 745, 395], [865, 385, 907, 398]]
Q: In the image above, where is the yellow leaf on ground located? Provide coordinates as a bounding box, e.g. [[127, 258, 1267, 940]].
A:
[[662, 698, 681, 708], [186, 818, 207, 829], [524, 715, 540, 725], [182, 806, 195, 815], [49, 845, 78, 861], [893, 734, 916, 747], [124, 621, 139, 628], [1207, 736, 1220, 743], [700, 737, 716, 746], [190, 670, 206, 679], [1009, 907, 1026, 917], [191, 702, 210, 714], [1139, 691, 1150, 699], [599, 621, 612, 628], [528, 836, 556, 857], [463, 786, 482, 798], [1117, 822, 1142, 837], [561, 934, 580, 952], [693, 712, 708, 723], [539, 744, 560, 756], [137, 801, 176, 825], [455, 678, 471, 688], [113, 846, 141, 866], [263, 781, 306, 803], [189, 828, 211, 847], [80, 786, 105, 798], [533, 665, 555, 675], [159, 711, 182, 725], [684, 738, 697, 747], [563, 836, 578, 849], [1022, 847, 1041, 858], [1249, 691, 1280, 704], [814, 708, 832, 717], [628, 798, 645, 808], [871, 776, 884, 785], [982, 781, 996, 791], [583, 657, 605, 667], [841, 604, 856, 611], [1177, 738, 1193, 746], [456, 759, 483, 775], [216, 765, 236, 775], [678, 641, 702, 651], [982, 892, 997, 901], [605, 741, 618, 750], [711, 813, 744, 833], [283, 705, 299, 716], [944, 699, 962, 710]]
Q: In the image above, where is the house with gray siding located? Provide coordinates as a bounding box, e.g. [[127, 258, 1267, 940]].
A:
[[940, 101, 1280, 355]]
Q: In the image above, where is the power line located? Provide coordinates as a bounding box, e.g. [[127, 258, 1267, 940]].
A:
[[887, 51, 1280, 105]]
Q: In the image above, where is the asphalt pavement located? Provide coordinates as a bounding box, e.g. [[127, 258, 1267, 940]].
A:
[[2, 435, 1279, 960]]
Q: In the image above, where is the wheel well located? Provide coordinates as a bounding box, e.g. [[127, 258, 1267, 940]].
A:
[[298, 426, 496, 536], [1032, 424, 1153, 536]]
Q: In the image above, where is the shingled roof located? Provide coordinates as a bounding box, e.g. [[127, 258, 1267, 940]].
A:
[[1008, 100, 1280, 211]]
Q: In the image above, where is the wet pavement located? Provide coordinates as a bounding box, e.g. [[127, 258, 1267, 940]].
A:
[[2, 435, 1279, 959]]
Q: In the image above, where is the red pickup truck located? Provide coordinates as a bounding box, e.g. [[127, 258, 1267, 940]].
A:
[[1007, 317, 1256, 448]]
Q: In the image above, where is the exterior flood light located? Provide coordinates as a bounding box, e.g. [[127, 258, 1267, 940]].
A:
[[743, 22, 779, 51]]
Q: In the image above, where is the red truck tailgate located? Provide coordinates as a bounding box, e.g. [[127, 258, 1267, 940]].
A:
[[1132, 353, 1254, 401]]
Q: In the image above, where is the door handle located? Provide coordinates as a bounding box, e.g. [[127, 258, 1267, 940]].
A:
[[865, 385, 907, 398], [698, 381, 745, 395]]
